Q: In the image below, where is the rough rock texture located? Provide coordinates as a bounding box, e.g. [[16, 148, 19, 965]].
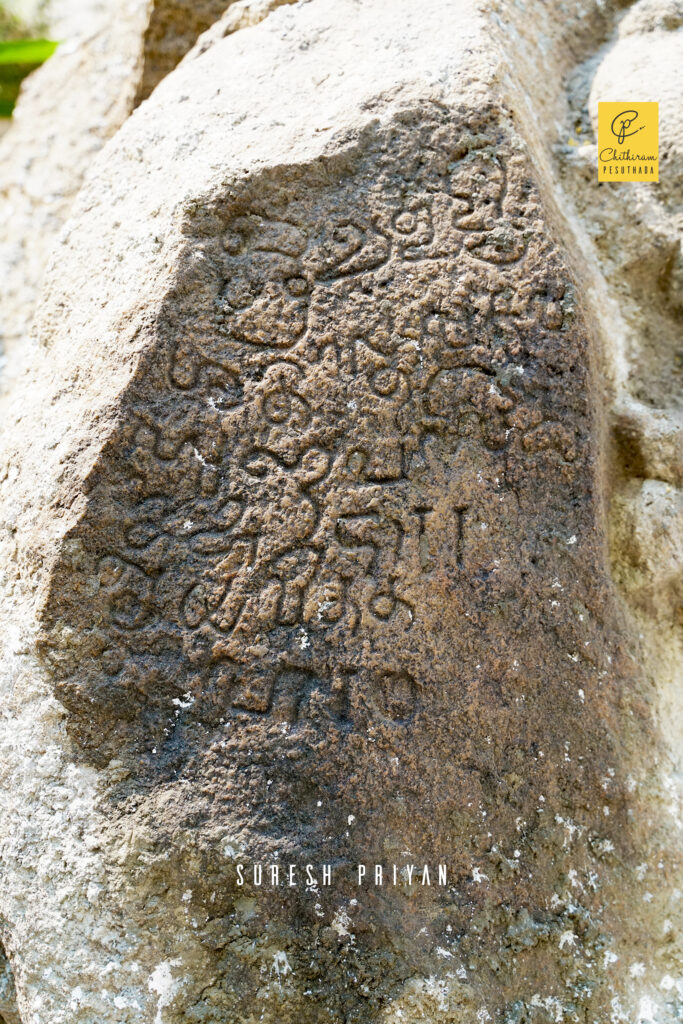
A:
[[0, 0, 150, 373], [555, 9, 683, 1007], [133, 0, 245, 105], [0, 1, 680, 1023], [0, 0, 275, 379], [0, 947, 20, 1024], [191, 0, 297, 52]]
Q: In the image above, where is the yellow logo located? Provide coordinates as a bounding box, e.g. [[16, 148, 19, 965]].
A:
[[598, 102, 659, 181]]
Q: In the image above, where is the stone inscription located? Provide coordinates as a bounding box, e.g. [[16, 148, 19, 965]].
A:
[[41, 110, 580, 761]]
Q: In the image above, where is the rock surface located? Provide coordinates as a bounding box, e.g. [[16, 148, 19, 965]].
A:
[[556, 0, 682, 818], [0, 0, 272, 380], [0, 1, 679, 1022], [0, 0, 150, 374], [132, 0, 244, 105]]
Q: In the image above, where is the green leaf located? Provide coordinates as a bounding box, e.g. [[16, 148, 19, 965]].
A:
[[0, 39, 57, 64], [0, 37, 57, 116]]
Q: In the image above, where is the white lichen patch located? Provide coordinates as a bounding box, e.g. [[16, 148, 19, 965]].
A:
[[148, 960, 182, 1024], [331, 907, 353, 939], [270, 950, 292, 987], [380, 972, 477, 1021]]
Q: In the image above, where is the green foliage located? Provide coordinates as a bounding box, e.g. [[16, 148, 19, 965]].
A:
[[0, 40, 58, 118], [0, 4, 56, 118], [0, 38, 57, 62]]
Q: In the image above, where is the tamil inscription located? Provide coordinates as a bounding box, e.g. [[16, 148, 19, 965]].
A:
[[40, 108, 585, 772]]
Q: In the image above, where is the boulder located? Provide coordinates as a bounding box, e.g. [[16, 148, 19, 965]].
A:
[[0, 0, 271, 380], [0, 1, 678, 1021], [0, 0, 150, 375]]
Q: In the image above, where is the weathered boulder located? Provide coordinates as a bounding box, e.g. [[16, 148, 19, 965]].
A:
[[0, 0, 283, 379], [556, 0, 683, 818], [0, 1, 679, 1022], [133, 0, 277, 105], [0, 0, 150, 373]]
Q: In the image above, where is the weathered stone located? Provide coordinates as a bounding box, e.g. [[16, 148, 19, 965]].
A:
[[190, 0, 298, 52], [0, 0, 150, 374], [0, 0, 262, 380], [0, 1, 679, 1022], [555, 0, 683, 832], [133, 0, 244, 105], [0, 945, 20, 1024]]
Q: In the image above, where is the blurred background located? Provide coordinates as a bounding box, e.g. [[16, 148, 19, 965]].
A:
[[0, 0, 55, 131]]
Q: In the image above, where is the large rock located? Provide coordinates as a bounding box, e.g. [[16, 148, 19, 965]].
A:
[[0, 0, 268, 379], [133, 0, 273, 105], [556, 0, 683, 811], [0, 0, 150, 373], [0, 1, 678, 1022]]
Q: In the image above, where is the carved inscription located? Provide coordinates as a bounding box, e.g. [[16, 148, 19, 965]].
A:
[[41, 109, 582, 761]]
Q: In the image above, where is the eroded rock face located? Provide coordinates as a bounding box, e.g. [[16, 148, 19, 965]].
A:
[[0, 1, 677, 1021], [555, 0, 682, 841], [41, 109, 640, 1015], [0, 0, 262, 379], [0, 0, 150, 373], [133, 0, 241, 104], [42, 109, 590, 774]]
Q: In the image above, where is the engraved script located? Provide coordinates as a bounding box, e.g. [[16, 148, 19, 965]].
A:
[[40, 110, 582, 767]]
